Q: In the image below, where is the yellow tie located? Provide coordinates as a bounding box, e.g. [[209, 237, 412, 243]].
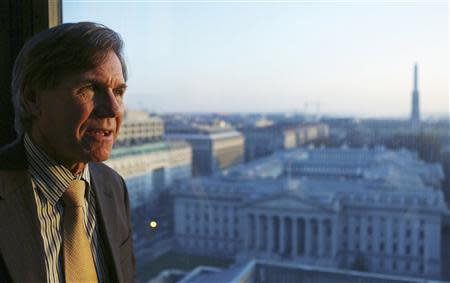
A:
[[62, 180, 98, 283]]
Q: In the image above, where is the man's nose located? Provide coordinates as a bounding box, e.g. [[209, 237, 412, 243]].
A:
[[94, 89, 122, 118]]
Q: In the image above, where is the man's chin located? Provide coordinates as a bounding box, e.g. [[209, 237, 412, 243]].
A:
[[82, 147, 113, 162], [81, 139, 114, 162]]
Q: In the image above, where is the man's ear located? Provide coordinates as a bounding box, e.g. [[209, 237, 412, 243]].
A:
[[22, 85, 42, 118]]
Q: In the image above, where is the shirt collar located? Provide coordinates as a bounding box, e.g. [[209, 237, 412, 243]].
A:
[[24, 134, 91, 206]]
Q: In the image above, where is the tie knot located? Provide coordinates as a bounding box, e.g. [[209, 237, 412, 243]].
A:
[[63, 180, 86, 207]]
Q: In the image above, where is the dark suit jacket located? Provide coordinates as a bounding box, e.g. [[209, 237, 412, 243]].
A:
[[0, 139, 135, 282]]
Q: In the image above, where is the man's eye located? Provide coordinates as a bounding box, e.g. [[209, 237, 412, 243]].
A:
[[78, 85, 95, 96], [113, 88, 126, 97]]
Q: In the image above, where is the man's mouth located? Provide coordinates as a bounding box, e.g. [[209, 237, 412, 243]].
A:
[[86, 129, 114, 139]]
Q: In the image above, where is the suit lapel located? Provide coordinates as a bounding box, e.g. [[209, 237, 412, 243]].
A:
[[0, 170, 47, 282], [90, 165, 123, 282]]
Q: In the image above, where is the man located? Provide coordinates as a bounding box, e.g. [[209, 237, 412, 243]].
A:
[[0, 22, 135, 282]]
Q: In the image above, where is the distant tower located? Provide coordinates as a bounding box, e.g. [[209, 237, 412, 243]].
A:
[[410, 63, 420, 128]]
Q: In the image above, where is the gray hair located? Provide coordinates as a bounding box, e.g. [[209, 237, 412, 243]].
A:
[[11, 22, 128, 135]]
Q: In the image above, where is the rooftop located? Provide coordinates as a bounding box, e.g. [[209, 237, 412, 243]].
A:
[[110, 140, 190, 159], [179, 260, 446, 283]]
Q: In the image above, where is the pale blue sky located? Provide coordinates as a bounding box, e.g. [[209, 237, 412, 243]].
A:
[[63, 0, 448, 117]]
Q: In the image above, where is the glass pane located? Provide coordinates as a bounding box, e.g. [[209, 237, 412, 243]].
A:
[[63, 1, 449, 282]]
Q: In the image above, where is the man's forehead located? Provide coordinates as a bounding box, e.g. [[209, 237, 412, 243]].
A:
[[71, 65, 125, 85]]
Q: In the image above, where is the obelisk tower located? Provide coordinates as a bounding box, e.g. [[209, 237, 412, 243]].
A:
[[411, 63, 420, 128]]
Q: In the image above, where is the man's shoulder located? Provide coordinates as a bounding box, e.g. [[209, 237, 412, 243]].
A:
[[89, 161, 122, 179], [0, 138, 27, 171], [88, 162, 128, 200]]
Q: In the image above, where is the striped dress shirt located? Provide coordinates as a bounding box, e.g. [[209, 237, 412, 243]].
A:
[[23, 134, 108, 283]]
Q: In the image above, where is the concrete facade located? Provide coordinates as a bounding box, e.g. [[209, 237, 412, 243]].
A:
[[172, 147, 447, 280]]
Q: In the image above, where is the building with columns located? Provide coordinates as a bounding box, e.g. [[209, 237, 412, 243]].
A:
[[177, 259, 447, 283], [171, 147, 447, 280]]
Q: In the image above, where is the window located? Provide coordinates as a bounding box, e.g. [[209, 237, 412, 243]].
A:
[[406, 262, 411, 272], [405, 245, 411, 255], [419, 263, 425, 274], [419, 245, 424, 256], [406, 229, 412, 238], [419, 230, 425, 240], [60, 2, 449, 282]]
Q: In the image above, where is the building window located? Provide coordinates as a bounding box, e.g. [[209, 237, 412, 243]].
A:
[[406, 229, 412, 238], [392, 243, 398, 254], [405, 245, 411, 255], [419, 245, 424, 256], [419, 263, 425, 274], [393, 230, 398, 239], [379, 242, 385, 252], [419, 230, 425, 240]]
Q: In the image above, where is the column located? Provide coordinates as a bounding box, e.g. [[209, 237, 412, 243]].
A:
[[209, 205, 214, 250], [218, 206, 223, 243], [298, 218, 305, 256], [280, 216, 285, 255], [411, 219, 418, 258], [255, 213, 261, 251], [361, 216, 367, 253], [268, 215, 274, 254], [318, 218, 325, 257], [262, 215, 268, 251], [305, 218, 311, 257], [332, 217, 341, 259], [398, 218, 405, 256], [373, 217, 380, 256], [228, 206, 234, 252], [292, 217, 298, 258], [386, 217, 393, 268], [244, 213, 250, 250], [249, 214, 255, 250]]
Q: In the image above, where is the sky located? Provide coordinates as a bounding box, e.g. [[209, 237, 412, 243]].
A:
[[63, 0, 448, 118]]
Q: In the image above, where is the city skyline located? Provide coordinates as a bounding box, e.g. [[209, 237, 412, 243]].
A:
[[63, 0, 448, 118]]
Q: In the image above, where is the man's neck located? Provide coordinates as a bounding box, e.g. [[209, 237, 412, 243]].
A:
[[26, 132, 86, 176]]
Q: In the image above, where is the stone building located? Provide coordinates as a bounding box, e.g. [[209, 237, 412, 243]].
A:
[[166, 125, 244, 176], [172, 147, 447, 280], [239, 122, 329, 162]]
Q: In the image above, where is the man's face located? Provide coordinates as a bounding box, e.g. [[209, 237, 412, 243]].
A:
[[31, 51, 126, 167]]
